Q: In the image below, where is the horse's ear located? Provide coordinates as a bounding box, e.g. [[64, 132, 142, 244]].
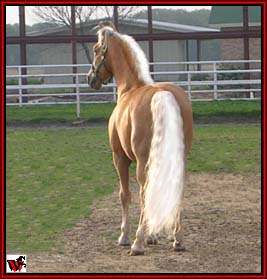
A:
[[108, 21, 117, 31], [90, 24, 99, 33], [99, 21, 105, 29], [102, 28, 111, 53], [90, 21, 106, 35]]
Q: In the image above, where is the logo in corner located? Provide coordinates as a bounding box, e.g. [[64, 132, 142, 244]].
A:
[[6, 255, 27, 273]]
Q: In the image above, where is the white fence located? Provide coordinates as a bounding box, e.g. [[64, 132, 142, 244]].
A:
[[6, 60, 261, 118]]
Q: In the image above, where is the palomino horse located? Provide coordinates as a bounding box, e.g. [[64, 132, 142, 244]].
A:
[[87, 22, 193, 256]]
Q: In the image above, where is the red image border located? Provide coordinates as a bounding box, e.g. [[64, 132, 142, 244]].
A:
[[1, 1, 266, 278]]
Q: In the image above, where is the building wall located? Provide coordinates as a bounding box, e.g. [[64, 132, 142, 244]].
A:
[[221, 37, 261, 61], [153, 40, 186, 82], [221, 38, 244, 60], [248, 37, 261, 60], [220, 27, 261, 61], [25, 28, 186, 84], [27, 43, 73, 84]]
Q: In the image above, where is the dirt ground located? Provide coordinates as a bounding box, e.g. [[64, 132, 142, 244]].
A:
[[27, 173, 261, 273]]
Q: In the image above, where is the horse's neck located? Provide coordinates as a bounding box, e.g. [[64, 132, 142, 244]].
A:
[[109, 40, 144, 97]]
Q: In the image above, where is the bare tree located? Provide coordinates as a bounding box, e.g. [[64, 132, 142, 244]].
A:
[[33, 6, 97, 63], [100, 6, 142, 19], [33, 6, 142, 63]]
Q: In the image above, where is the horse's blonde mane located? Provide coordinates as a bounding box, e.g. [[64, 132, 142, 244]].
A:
[[98, 27, 154, 85], [119, 34, 154, 85]]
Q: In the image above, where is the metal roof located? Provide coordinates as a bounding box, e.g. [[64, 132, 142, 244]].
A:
[[121, 18, 219, 32], [209, 6, 261, 28], [27, 18, 219, 36]]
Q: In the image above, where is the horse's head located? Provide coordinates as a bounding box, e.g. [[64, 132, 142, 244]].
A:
[[87, 22, 116, 90]]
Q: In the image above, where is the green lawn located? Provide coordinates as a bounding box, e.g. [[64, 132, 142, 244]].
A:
[[192, 100, 261, 117], [6, 100, 261, 124], [6, 123, 261, 253], [6, 103, 116, 123], [6, 127, 116, 253], [190, 124, 261, 174]]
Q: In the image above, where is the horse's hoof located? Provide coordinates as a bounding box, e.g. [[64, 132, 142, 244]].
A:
[[173, 242, 186, 252], [146, 236, 158, 245], [129, 248, 145, 256], [130, 241, 145, 256], [118, 234, 131, 246]]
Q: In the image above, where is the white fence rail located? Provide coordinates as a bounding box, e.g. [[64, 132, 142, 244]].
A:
[[6, 60, 261, 118]]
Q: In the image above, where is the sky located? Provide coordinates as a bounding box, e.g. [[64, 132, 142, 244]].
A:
[[6, 6, 211, 25]]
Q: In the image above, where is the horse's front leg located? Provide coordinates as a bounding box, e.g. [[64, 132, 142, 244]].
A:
[[113, 152, 132, 246]]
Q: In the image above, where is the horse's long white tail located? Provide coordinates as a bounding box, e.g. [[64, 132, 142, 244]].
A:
[[144, 91, 185, 235]]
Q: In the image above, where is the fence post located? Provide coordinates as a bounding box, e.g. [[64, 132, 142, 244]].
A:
[[113, 78, 117, 103], [18, 66, 22, 107], [187, 72, 191, 101], [76, 74, 80, 119], [213, 62, 218, 100]]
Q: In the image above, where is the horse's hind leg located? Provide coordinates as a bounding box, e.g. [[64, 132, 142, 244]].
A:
[[146, 233, 158, 245], [113, 152, 132, 246], [130, 189, 146, 255], [130, 160, 146, 255], [173, 208, 185, 252]]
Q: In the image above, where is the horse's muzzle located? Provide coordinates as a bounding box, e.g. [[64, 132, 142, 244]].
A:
[[88, 75, 102, 90], [87, 75, 96, 88]]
